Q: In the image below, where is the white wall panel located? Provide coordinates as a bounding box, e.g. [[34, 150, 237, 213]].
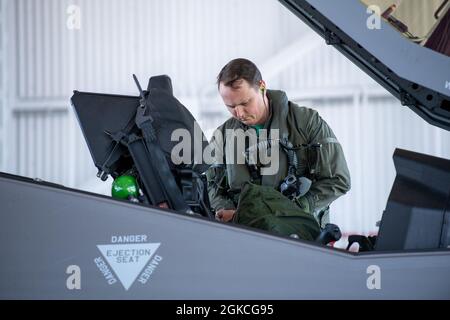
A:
[[13, 0, 306, 101], [277, 40, 376, 92], [12, 106, 97, 187]]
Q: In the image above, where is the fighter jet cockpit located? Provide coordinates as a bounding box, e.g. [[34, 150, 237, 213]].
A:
[[1, 0, 449, 299]]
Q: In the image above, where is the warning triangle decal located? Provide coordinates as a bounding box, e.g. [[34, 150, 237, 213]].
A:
[[97, 243, 160, 290]]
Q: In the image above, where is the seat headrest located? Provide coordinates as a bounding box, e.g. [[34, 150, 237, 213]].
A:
[[147, 75, 173, 95]]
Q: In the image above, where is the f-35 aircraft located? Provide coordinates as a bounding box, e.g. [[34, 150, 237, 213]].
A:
[[1, 0, 449, 299]]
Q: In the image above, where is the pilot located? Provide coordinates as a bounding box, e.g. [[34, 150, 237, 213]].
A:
[[206, 58, 351, 231]]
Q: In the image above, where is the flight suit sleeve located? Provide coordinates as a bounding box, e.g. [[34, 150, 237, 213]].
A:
[[205, 128, 236, 212], [206, 165, 236, 212], [303, 110, 351, 215]]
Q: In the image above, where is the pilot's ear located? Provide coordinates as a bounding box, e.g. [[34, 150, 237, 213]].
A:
[[259, 80, 266, 93]]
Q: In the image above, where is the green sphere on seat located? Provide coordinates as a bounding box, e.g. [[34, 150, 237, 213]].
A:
[[111, 175, 139, 200]]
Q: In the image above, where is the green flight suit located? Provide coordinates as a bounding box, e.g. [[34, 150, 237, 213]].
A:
[[206, 89, 351, 229]]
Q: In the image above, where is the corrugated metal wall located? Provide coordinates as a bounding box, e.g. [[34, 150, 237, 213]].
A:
[[11, 106, 97, 187], [14, 0, 305, 99]]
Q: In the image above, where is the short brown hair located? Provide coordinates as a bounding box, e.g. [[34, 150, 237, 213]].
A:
[[217, 58, 262, 89]]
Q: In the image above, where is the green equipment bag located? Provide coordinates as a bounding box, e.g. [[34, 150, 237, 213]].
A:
[[233, 182, 320, 241]]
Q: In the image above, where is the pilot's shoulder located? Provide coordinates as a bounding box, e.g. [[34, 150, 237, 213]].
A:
[[288, 101, 321, 128]]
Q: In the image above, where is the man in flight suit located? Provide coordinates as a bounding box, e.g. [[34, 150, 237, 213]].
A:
[[206, 58, 351, 230]]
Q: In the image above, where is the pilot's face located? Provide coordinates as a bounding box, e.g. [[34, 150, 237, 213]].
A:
[[219, 79, 268, 126]]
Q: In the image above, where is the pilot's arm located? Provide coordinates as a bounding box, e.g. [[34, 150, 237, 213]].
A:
[[206, 164, 235, 212], [300, 110, 351, 224], [205, 131, 236, 221]]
